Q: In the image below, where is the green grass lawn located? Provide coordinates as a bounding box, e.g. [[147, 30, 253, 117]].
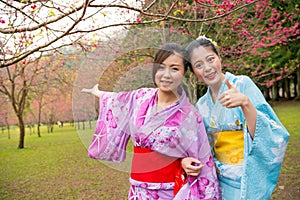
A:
[[270, 100, 300, 199], [0, 125, 130, 200], [0, 101, 299, 199]]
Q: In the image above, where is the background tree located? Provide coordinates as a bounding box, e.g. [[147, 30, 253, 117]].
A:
[[213, 0, 299, 100], [135, 0, 299, 100], [29, 54, 76, 136], [0, 61, 35, 148], [1, 0, 299, 149], [0, 95, 15, 138], [0, 0, 257, 68], [0, 55, 65, 148]]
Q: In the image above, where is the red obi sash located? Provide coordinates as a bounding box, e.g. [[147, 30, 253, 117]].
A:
[[131, 146, 181, 183]]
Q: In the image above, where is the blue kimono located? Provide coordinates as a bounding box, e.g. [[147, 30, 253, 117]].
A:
[[196, 72, 290, 199]]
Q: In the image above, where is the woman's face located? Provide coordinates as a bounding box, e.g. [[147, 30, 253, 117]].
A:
[[190, 46, 223, 86], [155, 53, 185, 93]]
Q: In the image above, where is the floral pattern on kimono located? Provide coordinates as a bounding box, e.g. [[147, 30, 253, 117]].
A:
[[88, 87, 220, 199], [196, 72, 290, 199]]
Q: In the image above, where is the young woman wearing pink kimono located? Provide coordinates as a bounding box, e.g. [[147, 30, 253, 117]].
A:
[[82, 43, 220, 199]]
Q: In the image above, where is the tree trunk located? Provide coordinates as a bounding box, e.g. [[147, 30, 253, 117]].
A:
[[6, 123, 10, 139], [276, 81, 280, 100], [296, 68, 300, 100], [18, 115, 25, 149], [7, 126, 10, 139], [284, 78, 291, 99], [77, 121, 80, 129], [263, 86, 271, 101], [82, 121, 85, 130], [293, 72, 297, 98], [4, 114, 10, 139], [37, 104, 42, 137], [280, 80, 285, 99], [271, 80, 278, 101], [37, 124, 41, 137]]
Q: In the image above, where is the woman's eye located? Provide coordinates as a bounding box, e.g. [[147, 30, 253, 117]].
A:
[[158, 65, 165, 70], [171, 67, 179, 71], [195, 63, 203, 69], [207, 57, 215, 62]]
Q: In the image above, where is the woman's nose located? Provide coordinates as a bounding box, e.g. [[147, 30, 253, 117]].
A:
[[163, 67, 171, 77], [203, 63, 211, 71]]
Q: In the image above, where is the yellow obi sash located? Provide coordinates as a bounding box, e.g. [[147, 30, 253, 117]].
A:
[[213, 130, 244, 165]]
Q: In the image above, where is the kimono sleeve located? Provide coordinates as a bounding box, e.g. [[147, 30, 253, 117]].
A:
[[175, 111, 221, 200], [88, 90, 135, 162], [239, 76, 290, 199]]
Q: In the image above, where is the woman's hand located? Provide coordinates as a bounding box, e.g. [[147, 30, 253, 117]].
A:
[[181, 157, 203, 176], [219, 79, 257, 138], [218, 79, 246, 108], [81, 84, 101, 97]]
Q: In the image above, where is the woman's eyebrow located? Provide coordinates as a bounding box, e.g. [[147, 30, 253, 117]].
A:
[[193, 60, 202, 65]]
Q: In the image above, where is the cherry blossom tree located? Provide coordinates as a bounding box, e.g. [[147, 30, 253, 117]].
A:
[[135, 0, 299, 100], [0, 95, 16, 138], [0, 54, 65, 148], [212, 0, 299, 99], [1, 0, 298, 149], [0, 0, 258, 68], [28, 55, 75, 136]]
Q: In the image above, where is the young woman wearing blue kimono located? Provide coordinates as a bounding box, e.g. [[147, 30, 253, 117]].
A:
[[82, 43, 220, 199], [182, 36, 290, 199]]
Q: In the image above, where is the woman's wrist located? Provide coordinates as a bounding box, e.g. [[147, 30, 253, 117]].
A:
[[241, 95, 250, 109]]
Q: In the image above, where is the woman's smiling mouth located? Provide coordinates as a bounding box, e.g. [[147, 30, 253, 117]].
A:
[[205, 71, 217, 80]]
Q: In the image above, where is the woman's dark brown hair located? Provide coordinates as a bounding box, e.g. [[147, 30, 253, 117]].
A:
[[186, 38, 219, 73], [152, 43, 191, 86]]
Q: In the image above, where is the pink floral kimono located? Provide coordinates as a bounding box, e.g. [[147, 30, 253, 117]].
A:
[[88, 87, 220, 199]]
